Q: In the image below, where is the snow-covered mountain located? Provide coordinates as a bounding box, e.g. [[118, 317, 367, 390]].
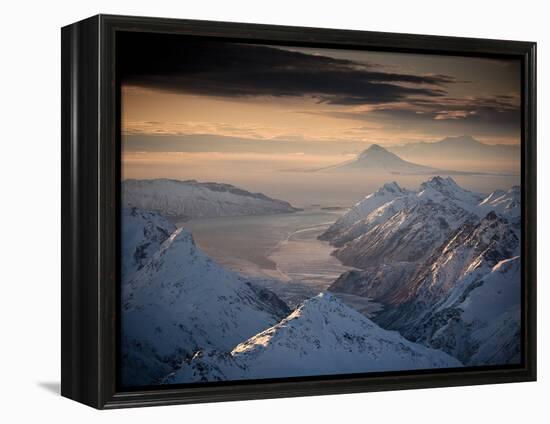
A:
[[321, 177, 515, 270], [122, 179, 299, 221], [121, 223, 290, 386], [322, 144, 437, 174], [320, 178, 520, 367], [417, 176, 485, 215], [374, 213, 520, 365], [121, 207, 176, 282], [319, 181, 412, 244], [408, 257, 522, 366], [166, 293, 461, 383], [321, 178, 490, 304], [321, 177, 482, 245], [381, 211, 519, 311], [120, 172, 522, 385], [332, 179, 481, 269], [479, 186, 520, 218]]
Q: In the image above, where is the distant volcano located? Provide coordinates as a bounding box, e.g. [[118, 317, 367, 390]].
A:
[[323, 144, 437, 174]]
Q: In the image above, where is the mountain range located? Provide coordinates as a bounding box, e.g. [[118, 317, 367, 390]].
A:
[[123, 178, 300, 221], [323, 177, 521, 365], [387, 135, 519, 162], [120, 172, 521, 385], [372, 211, 520, 363], [165, 292, 461, 383], [122, 217, 290, 386], [122, 206, 464, 386], [323, 177, 489, 268]]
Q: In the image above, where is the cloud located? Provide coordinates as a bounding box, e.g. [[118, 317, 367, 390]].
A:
[[433, 110, 476, 120], [375, 95, 520, 130], [122, 120, 276, 139], [118, 32, 455, 105], [302, 93, 520, 137], [119, 33, 520, 143]]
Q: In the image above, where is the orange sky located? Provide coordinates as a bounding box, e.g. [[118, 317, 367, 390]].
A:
[[120, 39, 521, 192], [121, 44, 521, 149]]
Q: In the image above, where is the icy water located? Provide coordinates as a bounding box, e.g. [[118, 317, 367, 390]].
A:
[[181, 208, 353, 283], [180, 208, 363, 307], [268, 223, 354, 287]]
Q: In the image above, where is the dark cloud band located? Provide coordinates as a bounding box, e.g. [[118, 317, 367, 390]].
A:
[[118, 32, 453, 105]]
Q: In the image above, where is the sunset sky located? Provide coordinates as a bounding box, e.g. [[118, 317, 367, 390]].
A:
[[120, 32, 521, 202]]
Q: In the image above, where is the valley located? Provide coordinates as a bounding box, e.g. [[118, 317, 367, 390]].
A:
[[180, 208, 363, 308], [120, 147, 522, 386]]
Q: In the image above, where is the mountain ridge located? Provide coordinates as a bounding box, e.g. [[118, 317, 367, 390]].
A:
[[123, 178, 300, 221], [324, 177, 521, 353], [166, 292, 461, 383], [122, 215, 290, 386]]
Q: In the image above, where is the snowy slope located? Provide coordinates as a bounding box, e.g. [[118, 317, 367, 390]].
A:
[[377, 212, 519, 323], [121, 207, 176, 282], [167, 293, 461, 383], [321, 177, 518, 270], [333, 193, 477, 268], [121, 227, 290, 386], [326, 196, 417, 247], [479, 186, 520, 218], [319, 181, 411, 243], [417, 176, 484, 216], [123, 178, 299, 221], [417, 257, 521, 365], [321, 177, 482, 246], [321, 177, 521, 367], [389, 211, 518, 308], [374, 214, 520, 365]]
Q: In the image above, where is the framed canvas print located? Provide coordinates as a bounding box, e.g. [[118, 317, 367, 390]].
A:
[[61, 15, 536, 409]]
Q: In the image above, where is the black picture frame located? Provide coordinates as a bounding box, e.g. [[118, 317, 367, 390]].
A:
[[61, 14, 537, 409]]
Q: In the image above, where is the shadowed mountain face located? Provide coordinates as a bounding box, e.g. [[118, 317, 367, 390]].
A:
[[323, 144, 436, 174], [121, 217, 291, 386], [121, 208, 176, 282], [321, 177, 521, 366]]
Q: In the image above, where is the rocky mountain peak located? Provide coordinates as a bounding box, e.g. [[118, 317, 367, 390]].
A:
[[420, 176, 458, 191], [377, 181, 403, 194]]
